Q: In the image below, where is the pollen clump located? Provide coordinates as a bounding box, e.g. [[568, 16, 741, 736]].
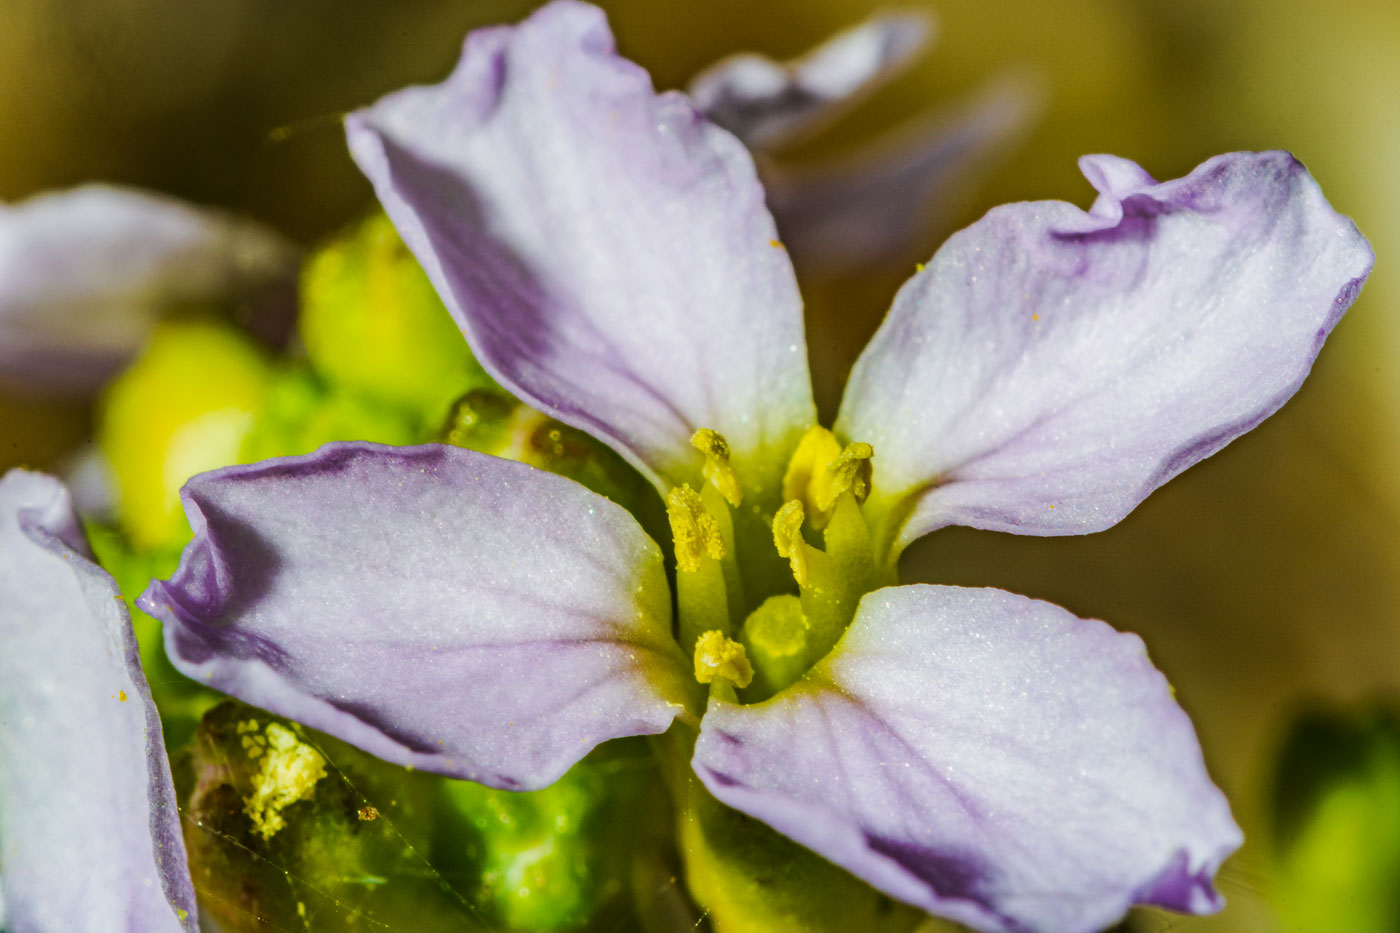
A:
[[242, 722, 328, 841], [667, 484, 726, 572], [691, 428, 743, 506], [693, 630, 754, 688]]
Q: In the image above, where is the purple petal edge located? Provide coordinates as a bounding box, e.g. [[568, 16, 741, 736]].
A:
[[837, 150, 1373, 553], [345, 0, 814, 499], [693, 585, 1241, 933], [1, 470, 195, 932], [139, 441, 694, 791]]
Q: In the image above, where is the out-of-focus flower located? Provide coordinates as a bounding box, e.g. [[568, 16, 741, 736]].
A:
[[689, 11, 1040, 275], [0, 185, 296, 397], [0, 470, 196, 931], [136, 3, 1371, 931]]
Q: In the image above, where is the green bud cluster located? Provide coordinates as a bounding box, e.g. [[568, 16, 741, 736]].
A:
[[90, 215, 694, 931], [432, 738, 660, 931]]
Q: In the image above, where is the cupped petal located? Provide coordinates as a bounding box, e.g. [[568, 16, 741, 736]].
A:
[[692, 584, 1241, 933], [347, 0, 815, 498], [0, 470, 195, 932], [0, 185, 296, 395], [138, 441, 695, 791], [688, 11, 932, 152], [765, 74, 1041, 274], [836, 151, 1374, 552]]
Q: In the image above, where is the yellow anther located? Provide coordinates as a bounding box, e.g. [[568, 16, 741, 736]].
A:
[[782, 426, 842, 510], [818, 442, 874, 512], [667, 484, 726, 572], [783, 427, 875, 525], [772, 499, 810, 588], [691, 428, 743, 507], [693, 630, 755, 688], [244, 723, 327, 840]]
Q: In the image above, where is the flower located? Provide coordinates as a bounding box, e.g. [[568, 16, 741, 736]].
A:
[[0, 185, 296, 398], [0, 470, 197, 930], [133, 2, 1371, 931], [686, 11, 1039, 274]]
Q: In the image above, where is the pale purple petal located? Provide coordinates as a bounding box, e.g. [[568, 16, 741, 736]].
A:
[[688, 11, 932, 151], [836, 151, 1373, 553], [138, 442, 694, 791], [0, 470, 196, 933], [0, 185, 296, 396], [765, 75, 1041, 274], [346, 1, 815, 496], [693, 585, 1240, 933]]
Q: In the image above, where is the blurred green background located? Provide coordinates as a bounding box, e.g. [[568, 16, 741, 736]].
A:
[[2, 1, 1398, 929]]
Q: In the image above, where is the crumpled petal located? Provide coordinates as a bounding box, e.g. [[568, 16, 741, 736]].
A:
[[764, 75, 1041, 274], [0, 470, 196, 932], [139, 442, 694, 791], [836, 151, 1373, 553], [0, 185, 296, 395], [346, 0, 815, 497], [687, 11, 932, 152], [692, 584, 1241, 933]]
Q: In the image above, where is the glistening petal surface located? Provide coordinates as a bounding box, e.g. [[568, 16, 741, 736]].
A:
[[139, 442, 692, 791], [347, 1, 814, 498], [0, 470, 195, 933], [836, 151, 1373, 551], [693, 585, 1241, 933], [0, 185, 295, 395], [688, 11, 931, 151]]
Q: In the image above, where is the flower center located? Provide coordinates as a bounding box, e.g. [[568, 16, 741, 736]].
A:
[[669, 426, 880, 702]]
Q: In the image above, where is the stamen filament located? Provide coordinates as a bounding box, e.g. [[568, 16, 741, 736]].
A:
[[824, 493, 875, 600], [701, 481, 746, 626], [796, 546, 853, 666]]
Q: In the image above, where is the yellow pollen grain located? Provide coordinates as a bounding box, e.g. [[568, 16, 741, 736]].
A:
[[772, 500, 810, 587], [244, 723, 327, 841], [690, 428, 743, 506], [667, 484, 726, 572], [117, 690, 127, 702], [916, 262, 926, 272], [693, 630, 754, 688]]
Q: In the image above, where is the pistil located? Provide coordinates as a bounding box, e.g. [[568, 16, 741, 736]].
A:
[[737, 594, 809, 700]]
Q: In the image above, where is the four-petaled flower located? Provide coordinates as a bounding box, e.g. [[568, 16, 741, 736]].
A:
[[0, 2, 1372, 932]]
